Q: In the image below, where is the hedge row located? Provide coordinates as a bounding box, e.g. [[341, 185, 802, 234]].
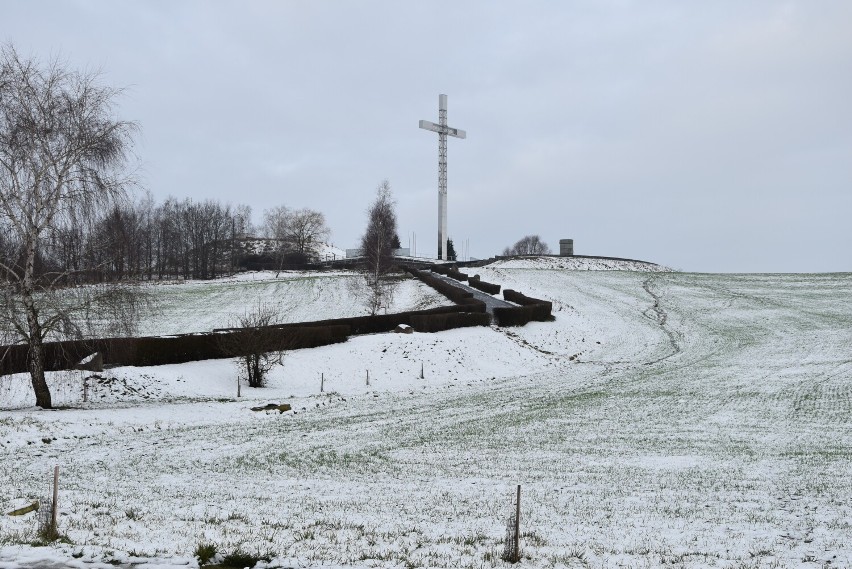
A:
[[410, 266, 553, 328], [429, 264, 469, 282], [262, 303, 478, 336], [1, 268, 503, 375], [410, 311, 491, 333], [503, 289, 553, 312], [0, 272, 496, 374], [0, 325, 350, 375], [406, 268, 486, 312], [493, 289, 553, 327], [467, 274, 501, 295], [446, 268, 468, 281], [493, 304, 551, 326]]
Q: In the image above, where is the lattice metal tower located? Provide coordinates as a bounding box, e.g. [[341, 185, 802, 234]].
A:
[[419, 94, 466, 260]]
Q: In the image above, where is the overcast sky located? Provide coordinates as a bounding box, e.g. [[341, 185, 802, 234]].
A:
[[4, 1, 851, 272]]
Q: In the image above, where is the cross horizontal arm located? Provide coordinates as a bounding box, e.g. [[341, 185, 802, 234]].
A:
[[419, 120, 467, 139]]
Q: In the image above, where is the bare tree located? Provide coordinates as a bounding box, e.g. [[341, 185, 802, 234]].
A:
[[286, 208, 329, 258], [262, 205, 290, 240], [502, 235, 552, 256], [358, 180, 399, 315], [263, 205, 329, 266], [345, 268, 397, 317], [233, 204, 253, 237], [218, 301, 286, 390], [0, 45, 139, 408]]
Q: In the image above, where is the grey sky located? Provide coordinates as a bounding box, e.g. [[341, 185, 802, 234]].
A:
[[3, 1, 851, 272]]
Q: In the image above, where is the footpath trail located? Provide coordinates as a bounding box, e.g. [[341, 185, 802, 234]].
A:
[[419, 270, 514, 315]]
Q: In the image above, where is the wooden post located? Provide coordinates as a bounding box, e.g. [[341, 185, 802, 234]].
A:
[[237, 376, 241, 398], [420, 362, 424, 379], [320, 372, 324, 393], [366, 370, 370, 386], [514, 484, 521, 560], [50, 466, 59, 533]]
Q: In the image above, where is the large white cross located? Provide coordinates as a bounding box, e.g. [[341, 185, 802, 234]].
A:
[[419, 94, 466, 260]]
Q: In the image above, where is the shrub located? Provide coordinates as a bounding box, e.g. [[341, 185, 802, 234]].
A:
[[194, 542, 217, 565], [221, 549, 269, 567]]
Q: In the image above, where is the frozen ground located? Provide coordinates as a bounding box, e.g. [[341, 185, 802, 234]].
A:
[[1, 263, 851, 568]]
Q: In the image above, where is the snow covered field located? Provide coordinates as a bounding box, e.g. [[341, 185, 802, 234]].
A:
[[132, 271, 448, 336], [1, 263, 851, 568]]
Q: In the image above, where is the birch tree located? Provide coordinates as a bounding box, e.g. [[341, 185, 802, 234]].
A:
[[358, 180, 399, 315], [0, 45, 139, 408]]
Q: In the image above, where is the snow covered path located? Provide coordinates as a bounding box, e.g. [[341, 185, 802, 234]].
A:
[[2, 269, 851, 568]]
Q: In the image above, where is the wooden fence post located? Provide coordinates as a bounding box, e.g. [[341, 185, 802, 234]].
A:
[[514, 484, 521, 560], [50, 466, 59, 534], [320, 372, 324, 393]]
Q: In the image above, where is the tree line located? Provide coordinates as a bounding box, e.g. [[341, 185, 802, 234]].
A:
[[0, 192, 337, 285]]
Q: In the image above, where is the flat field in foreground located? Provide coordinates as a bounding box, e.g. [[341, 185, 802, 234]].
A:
[[1, 268, 850, 568]]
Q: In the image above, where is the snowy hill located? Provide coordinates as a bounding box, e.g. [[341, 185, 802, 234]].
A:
[[1, 269, 851, 568], [484, 255, 672, 271], [131, 270, 446, 336]]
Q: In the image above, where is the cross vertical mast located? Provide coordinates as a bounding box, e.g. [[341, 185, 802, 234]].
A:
[[438, 94, 448, 260], [419, 94, 466, 260]]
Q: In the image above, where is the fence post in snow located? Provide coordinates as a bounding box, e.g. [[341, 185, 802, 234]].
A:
[[50, 466, 59, 535], [420, 362, 424, 379], [320, 373, 324, 393], [366, 370, 370, 386], [501, 484, 521, 563], [514, 484, 521, 560]]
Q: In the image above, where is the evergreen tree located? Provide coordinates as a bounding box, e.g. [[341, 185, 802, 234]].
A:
[[446, 238, 457, 261]]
